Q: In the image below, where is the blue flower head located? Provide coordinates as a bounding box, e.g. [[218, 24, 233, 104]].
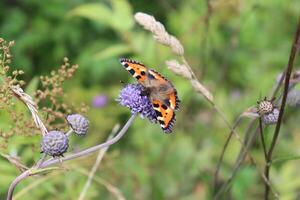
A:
[[117, 84, 157, 122]]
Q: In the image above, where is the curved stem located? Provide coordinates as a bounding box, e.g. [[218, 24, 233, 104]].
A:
[[6, 114, 136, 200], [7, 170, 30, 200], [41, 114, 136, 167]]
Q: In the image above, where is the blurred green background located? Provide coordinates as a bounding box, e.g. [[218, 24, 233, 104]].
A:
[[1, 0, 300, 199]]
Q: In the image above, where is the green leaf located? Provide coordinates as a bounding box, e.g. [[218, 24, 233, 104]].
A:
[[94, 44, 132, 60], [67, 3, 112, 26]]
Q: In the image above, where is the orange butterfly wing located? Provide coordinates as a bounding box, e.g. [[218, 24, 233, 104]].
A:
[[151, 100, 176, 133], [148, 70, 180, 111], [120, 58, 180, 133], [120, 58, 148, 83]]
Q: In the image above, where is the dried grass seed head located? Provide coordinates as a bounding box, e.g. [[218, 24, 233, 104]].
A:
[[134, 12, 184, 56], [166, 60, 191, 79]]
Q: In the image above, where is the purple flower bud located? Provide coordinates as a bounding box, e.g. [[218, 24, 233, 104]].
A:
[[92, 95, 108, 108], [41, 131, 69, 157], [116, 84, 157, 122], [66, 114, 89, 136]]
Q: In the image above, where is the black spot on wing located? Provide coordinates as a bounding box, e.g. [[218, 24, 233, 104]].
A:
[[153, 103, 159, 108], [161, 104, 168, 110], [128, 69, 135, 75], [148, 73, 155, 80], [141, 71, 146, 75], [136, 75, 141, 79], [155, 110, 163, 117], [158, 120, 165, 125]]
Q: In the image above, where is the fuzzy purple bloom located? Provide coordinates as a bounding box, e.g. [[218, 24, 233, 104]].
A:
[[116, 84, 157, 122], [92, 95, 108, 108]]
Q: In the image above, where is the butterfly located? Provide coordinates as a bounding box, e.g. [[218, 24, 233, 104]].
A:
[[120, 58, 180, 133]]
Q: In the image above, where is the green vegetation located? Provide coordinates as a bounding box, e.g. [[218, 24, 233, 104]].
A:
[[1, 0, 300, 199]]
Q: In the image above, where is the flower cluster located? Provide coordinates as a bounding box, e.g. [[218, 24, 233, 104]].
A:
[[257, 98, 279, 125], [116, 84, 157, 123], [35, 57, 89, 131], [41, 131, 69, 157]]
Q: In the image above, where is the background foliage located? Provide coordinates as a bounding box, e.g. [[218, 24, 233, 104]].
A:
[[1, 0, 300, 199]]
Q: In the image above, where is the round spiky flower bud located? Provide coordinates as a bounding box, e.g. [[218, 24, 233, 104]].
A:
[[262, 108, 279, 125], [66, 114, 89, 136], [41, 131, 69, 157], [257, 98, 274, 115]]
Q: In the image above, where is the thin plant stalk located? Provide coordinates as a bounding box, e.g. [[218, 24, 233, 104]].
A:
[[212, 104, 277, 195], [264, 18, 300, 200], [75, 168, 125, 200], [259, 118, 268, 160], [78, 124, 120, 200], [214, 60, 294, 197], [213, 115, 243, 191], [214, 125, 279, 200]]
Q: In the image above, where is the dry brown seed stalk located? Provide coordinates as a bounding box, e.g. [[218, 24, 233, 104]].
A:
[[10, 85, 48, 136], [166, 60, 191, 79], [134, 12, 184, 56]]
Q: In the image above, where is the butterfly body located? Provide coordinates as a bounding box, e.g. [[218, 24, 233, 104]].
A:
[[120, 58, 180, 133]]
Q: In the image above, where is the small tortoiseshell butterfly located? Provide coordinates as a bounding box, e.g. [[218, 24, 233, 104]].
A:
[[120, 58, 180, 133]]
